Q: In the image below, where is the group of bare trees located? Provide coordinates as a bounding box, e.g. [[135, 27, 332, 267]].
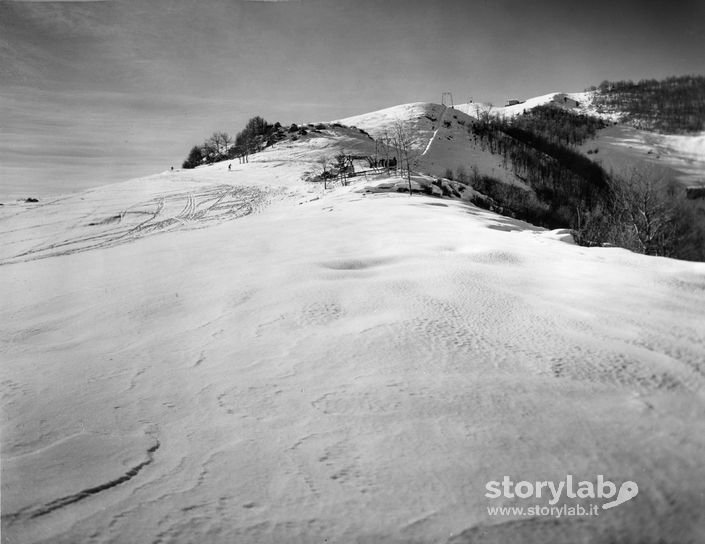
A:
[[182, 116, 282, 169], [589, 75, 705, 133], [316, 154, 353, 189], [575, 165, 705, 260], [366, 121, 417, 194], [392, 120, 415, 195], [605, 168, 678, 255], [182, 130, 241, 168], [458, 103, 704, 260], [509, 105, 607, 147], [314, 120, 418, 195], [208, 132, 233, 156], [473, 103, 494, 123]]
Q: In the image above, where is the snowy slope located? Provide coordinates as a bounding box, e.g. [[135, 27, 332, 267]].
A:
[[336, 102, 441, 153], [454, 90, 622, 124], [577, 125, 705, 188], [336, 103, 526, 187], [462, 90, 705, 188], [0, 126, 376, 265], [2, 110, 705, 543]]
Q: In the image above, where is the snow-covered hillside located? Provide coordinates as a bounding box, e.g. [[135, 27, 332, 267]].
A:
[[459, 90, 705, 189], [577, 124, 705, 188], [481, 91, 620, 122], [336, 103, 526, 187], [2, 102, 705, 544]]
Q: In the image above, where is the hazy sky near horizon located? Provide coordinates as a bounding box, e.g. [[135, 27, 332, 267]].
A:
[[2, 0, 704, 197]]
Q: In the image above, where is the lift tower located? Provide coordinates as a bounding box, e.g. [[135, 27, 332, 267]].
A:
[[441, 92, 454, 109]]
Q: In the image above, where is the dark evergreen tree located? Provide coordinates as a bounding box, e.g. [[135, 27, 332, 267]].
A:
[[182, 145, 203, 169]]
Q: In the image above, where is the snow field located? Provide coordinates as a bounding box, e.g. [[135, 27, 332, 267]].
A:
[[2, 100, 705, 543]]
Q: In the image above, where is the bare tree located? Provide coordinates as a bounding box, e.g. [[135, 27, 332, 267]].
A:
[[207, 131, 232, 158], [471, 164, 480, 187], [335, 152, 354, 186], [473, 102, 494, 123], [381, 131, 391, 174], [318, 156, 330, 190], [607, 165, 677, 255], [390, 137, 400, 176], [393, 120, 417, 196], [219, 132, 233, 155], [241, 137, 250, 163]]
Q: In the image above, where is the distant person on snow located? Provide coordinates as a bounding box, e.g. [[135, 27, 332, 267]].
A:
[[228, 163, 232, 171]]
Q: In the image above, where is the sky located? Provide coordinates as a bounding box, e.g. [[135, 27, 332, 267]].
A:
[[1, 0, 704, 199]]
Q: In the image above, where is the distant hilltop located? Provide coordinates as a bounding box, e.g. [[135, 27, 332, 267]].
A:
[[176, 74, 705, 262]]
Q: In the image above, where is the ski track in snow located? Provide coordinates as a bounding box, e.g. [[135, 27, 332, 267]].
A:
[[420, 105, 448, 157], [0, 184, 271, 266]]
